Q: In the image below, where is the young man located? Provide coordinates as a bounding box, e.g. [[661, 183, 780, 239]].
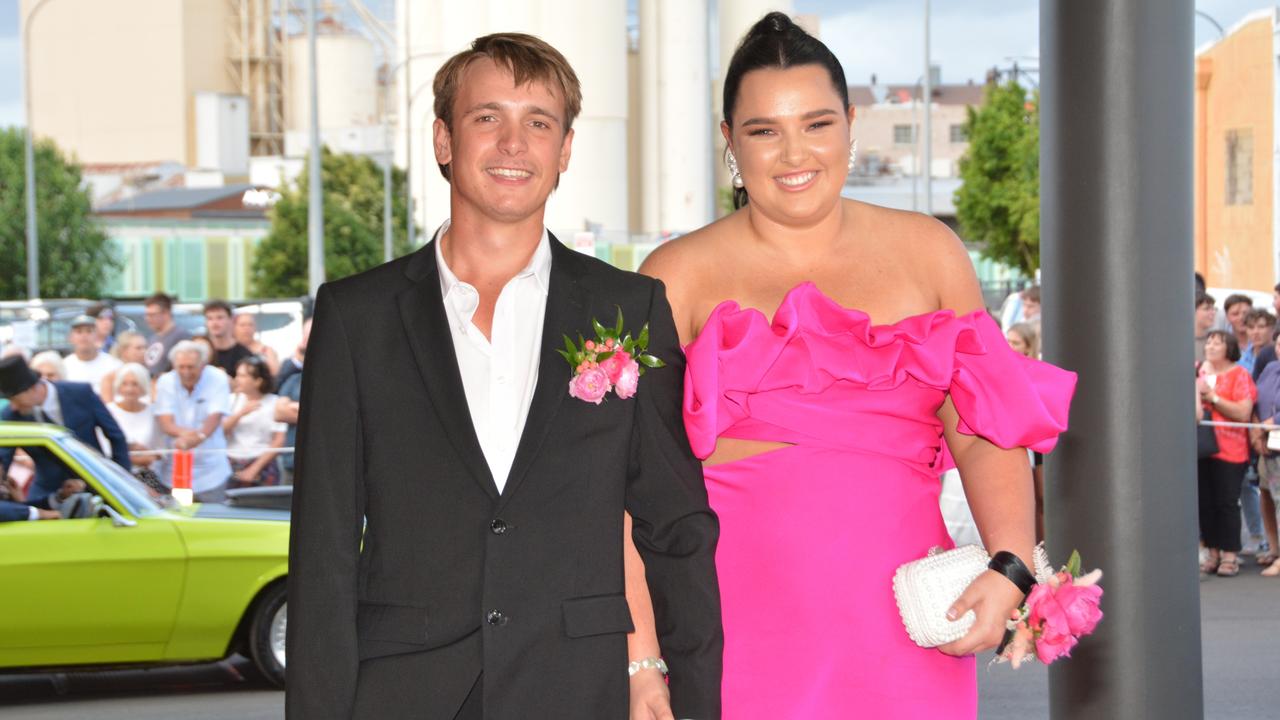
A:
[[62, 314, 121, 395], [202, 300, 253, 376], [1223, 293, 1255, 373], [143, 293, 191, 377], [1249, 308, 1278, 381], [287, 34, 722, 720]]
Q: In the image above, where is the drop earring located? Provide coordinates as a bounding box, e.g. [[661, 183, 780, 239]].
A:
[[726, 150, 744, 188], [848, 139, 858, 174]]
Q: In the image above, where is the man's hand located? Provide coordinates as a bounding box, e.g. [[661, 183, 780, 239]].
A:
[[630, 669, 674, 720], [36, 508, 61, 520], [176, 429, 203, 450], [56, 478, 87, 501]]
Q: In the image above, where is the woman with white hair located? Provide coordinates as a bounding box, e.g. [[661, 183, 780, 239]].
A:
[[29, 350, 66, 382], [106, 362, 162, 489], [101, 330, 149, 402]]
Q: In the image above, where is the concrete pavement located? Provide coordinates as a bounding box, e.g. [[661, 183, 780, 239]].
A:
[[1, 570, 1276, 718]]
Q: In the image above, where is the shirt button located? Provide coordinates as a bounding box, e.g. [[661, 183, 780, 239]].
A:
[[490, 519, 508, 535], [485, 610, 507, 626]]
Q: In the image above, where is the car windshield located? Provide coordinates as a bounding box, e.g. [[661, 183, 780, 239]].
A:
[[57, 436, 169, 516]]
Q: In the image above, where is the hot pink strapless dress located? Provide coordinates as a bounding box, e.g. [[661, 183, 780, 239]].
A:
[[683, 283, 1076, 719]]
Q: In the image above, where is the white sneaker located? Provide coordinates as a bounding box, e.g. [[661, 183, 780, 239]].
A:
[[1199, 546, 1209, 566]]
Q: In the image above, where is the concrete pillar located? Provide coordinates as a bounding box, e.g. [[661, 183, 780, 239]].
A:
[[639, 0, 713, 235], [400, 0, 628, 242]]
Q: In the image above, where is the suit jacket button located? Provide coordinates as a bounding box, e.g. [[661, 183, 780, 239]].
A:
[[490, 519, 508, 535], [486, 610, 506, 626]]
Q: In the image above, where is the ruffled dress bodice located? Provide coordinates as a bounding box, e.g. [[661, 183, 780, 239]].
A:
[[683, 281, 1075, 470], [681, 282, 1077, 720]]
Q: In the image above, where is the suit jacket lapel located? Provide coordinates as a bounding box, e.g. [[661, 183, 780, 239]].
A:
[[398, 243, 500, 500], [498, 237, 583, 510]]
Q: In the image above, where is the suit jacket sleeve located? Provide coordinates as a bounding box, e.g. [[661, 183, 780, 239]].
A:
[[286, 284, 366, 719], [84, 386, 132, 470], [626, 279, 723, 719], [0, 499, 33, 522]]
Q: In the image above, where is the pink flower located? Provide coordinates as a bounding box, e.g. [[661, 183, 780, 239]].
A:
[[569, 367, 611, 404], [613, 359, 641, 399], [585, 340, 596, 351], [1055, 579, 1104, 636], [599, 350, 632, 385]]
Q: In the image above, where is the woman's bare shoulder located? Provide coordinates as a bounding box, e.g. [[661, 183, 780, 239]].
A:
[[848, 199, 982, 312]]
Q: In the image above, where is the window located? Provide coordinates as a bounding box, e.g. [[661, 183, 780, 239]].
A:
[[950, 124, 968, 143], [1226, 129, 1253, 206], [893, 124, 915, 145]]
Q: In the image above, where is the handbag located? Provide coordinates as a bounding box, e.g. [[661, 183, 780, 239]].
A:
[[893, 544, 1051, 648], [1197, 408, 1219, 459]]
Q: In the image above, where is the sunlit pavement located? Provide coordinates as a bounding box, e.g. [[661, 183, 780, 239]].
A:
[[1, 572, 1276, 719]]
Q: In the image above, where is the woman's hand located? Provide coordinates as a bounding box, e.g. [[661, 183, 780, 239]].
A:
[[1196, 377, 1212, 400], [937, 569, 1026, 657], [629, 669, 674, 720]]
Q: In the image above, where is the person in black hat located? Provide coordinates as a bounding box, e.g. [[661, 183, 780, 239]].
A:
[[0, 355, 131, 506]]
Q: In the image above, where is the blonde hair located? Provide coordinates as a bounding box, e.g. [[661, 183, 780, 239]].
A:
[[1007, 322, 1040, 359], [432, 32, 582, 180], [111, 330, 144, 360]]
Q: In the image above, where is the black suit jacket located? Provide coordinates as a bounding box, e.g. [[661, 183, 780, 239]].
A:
[[0, 381, 131, 505], [287, 237, 722, 719]]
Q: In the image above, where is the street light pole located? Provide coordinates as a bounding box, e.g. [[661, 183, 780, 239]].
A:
[[21, 0, 57, 300], [307, 0, 325, 297], [922, 0, 932, 216]]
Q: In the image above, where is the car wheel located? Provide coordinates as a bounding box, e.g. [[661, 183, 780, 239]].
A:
[[248, 582, 287, 687]]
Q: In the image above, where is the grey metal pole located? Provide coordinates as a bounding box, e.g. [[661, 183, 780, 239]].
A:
[[921, 0, 932, 216], [307, 0, 325, 297], [1041, 2, 1202, 718]]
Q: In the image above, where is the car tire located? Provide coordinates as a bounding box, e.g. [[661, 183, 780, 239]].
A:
[[247, 582, 287, 687]]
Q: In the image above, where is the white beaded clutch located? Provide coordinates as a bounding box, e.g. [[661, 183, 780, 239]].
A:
[[893, 544, 990, 648], [893, 544, 1052, 648]]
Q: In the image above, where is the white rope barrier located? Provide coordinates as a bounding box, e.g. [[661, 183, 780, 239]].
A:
[[128, 446, 295, 456]]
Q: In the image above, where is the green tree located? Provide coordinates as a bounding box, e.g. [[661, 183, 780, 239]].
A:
[[0, 128, 119, 299], [954, 80, 1040, 276], [252, 147, 416, 297]]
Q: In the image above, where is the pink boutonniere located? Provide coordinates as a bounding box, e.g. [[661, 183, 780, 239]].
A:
[[559, 308, 665, 404]]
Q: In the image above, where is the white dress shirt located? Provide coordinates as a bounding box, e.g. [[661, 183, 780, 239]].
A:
[[37, 380, 63, 426], [435, 220, 550, 493]]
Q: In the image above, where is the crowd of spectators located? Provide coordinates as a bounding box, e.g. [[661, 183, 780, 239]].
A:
[[0, 293, 310, 519], [1195, 279, 1280, 577]]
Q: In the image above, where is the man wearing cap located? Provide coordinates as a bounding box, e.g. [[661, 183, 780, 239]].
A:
[[0, 356, 132, 506], [63, 314, 122, 395]]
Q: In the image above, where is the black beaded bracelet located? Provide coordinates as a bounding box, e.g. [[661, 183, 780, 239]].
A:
[[988, 551, 1037, 597]]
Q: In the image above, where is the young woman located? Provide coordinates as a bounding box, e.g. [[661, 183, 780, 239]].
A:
[[625, 14, 1075, 718], [222, 356, 285, 488]]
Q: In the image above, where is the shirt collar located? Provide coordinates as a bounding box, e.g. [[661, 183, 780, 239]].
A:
[[433, 219, 552, 300], [41, 380, 57, 409]]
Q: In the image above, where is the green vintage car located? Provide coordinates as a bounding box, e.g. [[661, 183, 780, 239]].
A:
[[0, 423, 289, 685]]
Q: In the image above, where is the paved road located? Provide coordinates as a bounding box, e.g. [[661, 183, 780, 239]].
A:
[[2, 570, 1276, 719]]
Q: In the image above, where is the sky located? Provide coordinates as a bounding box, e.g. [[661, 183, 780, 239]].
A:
[[0, 1, 1272, 128]]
